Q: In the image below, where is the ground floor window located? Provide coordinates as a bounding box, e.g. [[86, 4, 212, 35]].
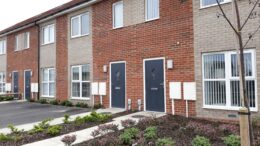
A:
[[203, 50, 256, 110], [71, 65, 90, 99], [0, 72, 5, 94], [42, 68, 55, 97]]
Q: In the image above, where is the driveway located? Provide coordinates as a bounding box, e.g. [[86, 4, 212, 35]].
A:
[[0, 102, 90, 128]]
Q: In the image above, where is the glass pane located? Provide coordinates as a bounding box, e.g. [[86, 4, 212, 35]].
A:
[[43, 69, 48, 81], [72, 67, 80, 80], [0, 73, 2, 82], [72, 17, 80, 36], [204, 81, 226, 106], [202, 0, 223, 6], [231, 80, 256, 108], [82, 82, 90, 97], [0, 83, 2, 93], [204, 54, 225, 79], [49, 25, 55, 43], [82, 65, 90, 81], [2, 83, 5, 93], [72, 82, 80, 97], [43, 27, 49, 44], [146, 0, 159, 20], [81, 13, 89, 35], [43, 83, 48, 96], [231, 53, 252, 77], [0, 41, 3, 54], [114, 2, 123, 28], [49, 83, 55, 96], [49, 69, 55, 81]]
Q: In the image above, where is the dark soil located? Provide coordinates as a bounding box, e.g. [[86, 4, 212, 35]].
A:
[[0, 110, 134, 146], [75, 115, 260, 146]]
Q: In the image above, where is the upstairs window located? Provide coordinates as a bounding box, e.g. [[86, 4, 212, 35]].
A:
[[71, 12, 90, 38], [15, 32, 30, 51], [0, 40, 6, 55], [201, 0, 228, 8], [42, 24, 55, 45], [146, 0, 160, 21], [0, 72, 5, 94], [113, 1, 124, 29]]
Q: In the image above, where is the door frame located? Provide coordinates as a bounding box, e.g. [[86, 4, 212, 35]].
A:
[[109, 61, 127, 109], [12, 71, 19, 99], [24, 69, 31, 100], [143, 57, 166, 113]]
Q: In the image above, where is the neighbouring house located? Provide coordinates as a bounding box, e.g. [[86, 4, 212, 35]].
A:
[[194, 0, 260, 120], [0, 37, 6, 95]]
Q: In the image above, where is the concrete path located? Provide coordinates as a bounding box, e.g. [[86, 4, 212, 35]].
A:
[[23, 111, 165, 146], [0, 107, 124, 134]]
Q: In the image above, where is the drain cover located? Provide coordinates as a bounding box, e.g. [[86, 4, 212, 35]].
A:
[[131, 115, 147, 119]]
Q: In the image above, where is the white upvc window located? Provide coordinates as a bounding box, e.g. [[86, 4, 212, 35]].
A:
[[0, 40, 6, 55], [24, 32, 30, 49], [42, 24, 55, 45], [15, 32, 30, 51], [42, 68, 55, 97], [71, 65, 91, 99], [203, 50, 257, 111], [201, 0, 230, 8], [145, 0, 160, 21], [15, 36, 19, 51], [71, 12, 90, 38], [0, 72, 6, 94], [113, 1, 124, 29]]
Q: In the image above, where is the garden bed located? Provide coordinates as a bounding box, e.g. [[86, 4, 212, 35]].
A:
[[76, 115, 260, 146], [0, 110, 134, 146]]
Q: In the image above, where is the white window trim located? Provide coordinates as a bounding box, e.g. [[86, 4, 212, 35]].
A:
[[71, 65, 91, 100], [200, 0, 231, 9], [24, 32, 30, 49], [202, 49, 258, 112], [71, 12, 90, 38], [0, 72, 6, 94], [145, 0, 160, 22], [42, 24, 55, 45], [0, 40, 6, 55], [113, 1, 124, 29], [41, 68, 55, 98]]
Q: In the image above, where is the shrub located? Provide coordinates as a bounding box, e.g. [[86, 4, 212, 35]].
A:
[[144, 126, 157, 140], [192, 136, 211, 146], [186, 121, 216, 139], [61, 100, 73, 107], [223, 135, 240, 146], [63, 114, 71, 124], [84, 112, 112, 122], [0, 96, 14, 101], [8, 124, 23, 134], [47, 125, 62, 136], [119, 127, 139, 144], [50, 100, 59, 105], [156, 138, 175, 146], [74, 116, 85, 126], [91, 124, 118, 137], [29, 118, 52, 134], [61, 135, 76, 146], [75, 102, 89, 108], [0, 133, 14, 142], [93, 103, 103, 109], [38, 99, 48, 104], [121, 119, 136, 128]]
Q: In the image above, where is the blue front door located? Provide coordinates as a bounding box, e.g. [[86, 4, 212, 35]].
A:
[[24, 71, 31, 100], [111, 62, 125, 108], [13, 72, 19, 99], [145, 59, 165, 112]]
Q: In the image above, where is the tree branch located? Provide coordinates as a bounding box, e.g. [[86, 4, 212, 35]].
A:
[[216, 0, 239, 35], [243, 24, 260, 49], [241, 0, 260, 30]]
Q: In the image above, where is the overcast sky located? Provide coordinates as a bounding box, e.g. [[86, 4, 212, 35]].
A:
[[0, 0, 72, 31]]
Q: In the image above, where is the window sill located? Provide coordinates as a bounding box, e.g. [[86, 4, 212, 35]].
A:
[[41, 42, 55, 46], [113, 26, 124, 30], [41, 96, 55, 98], [145, 17, 159, 23], [71, 97, 90, 101], [200, 1, 231, 9], [203, 105, 258, 112], [71, 34, 89, 39], [0, 53, 6, 56]]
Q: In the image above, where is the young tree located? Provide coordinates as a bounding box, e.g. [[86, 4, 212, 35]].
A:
[[216, 0, 260, 145]]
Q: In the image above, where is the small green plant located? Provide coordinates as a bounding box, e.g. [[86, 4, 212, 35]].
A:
[[156, 138, 175, 146], [0, 133, 14, 142], [144, 126, 157, 140], [75, 102, 88, 108], [192, 136, 211, 146], [223, 135, 240, 146], [47, 125, 62, 136], [63, 114, 71, 124], [38, 99, 48, 104], [74, 116, 85, 126], [61, 100, 73, 107], [93, 103, 103, 109], [119, 127, 139, 144], [50, 100, 59, 105], [8, 124, 23, 134], [29, 118, 52, 134]]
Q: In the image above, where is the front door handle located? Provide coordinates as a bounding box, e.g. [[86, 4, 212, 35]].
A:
[[115, 87, 121, 90]]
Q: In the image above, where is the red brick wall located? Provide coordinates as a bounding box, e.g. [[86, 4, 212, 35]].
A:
[[6, 26, 39, 99], [56, 15, 69, 101], [92, 0, 195, 116]]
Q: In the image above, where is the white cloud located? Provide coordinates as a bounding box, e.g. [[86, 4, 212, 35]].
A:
[[0, 0, 72, 31]]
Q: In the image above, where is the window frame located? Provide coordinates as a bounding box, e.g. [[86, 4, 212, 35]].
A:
[[24, 32, 30, 49], [202, 49, 257, 111], [70, 12, 90, 38], [113, 1, 124, 29], [42, 24, 55, 45], [15, 35, 19, 51], [200, 0, 231, 9], [41, 68, 55, 98], [0, 72, 6, 94], [0, 40, 6, 55], [71, 65, 91, 100], [145, 0, 160, 22]]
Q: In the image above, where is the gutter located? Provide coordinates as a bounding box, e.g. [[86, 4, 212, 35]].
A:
[[0, 0, 100, 37]]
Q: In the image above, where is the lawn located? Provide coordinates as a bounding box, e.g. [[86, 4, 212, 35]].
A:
[[76, 115, 260, 146]]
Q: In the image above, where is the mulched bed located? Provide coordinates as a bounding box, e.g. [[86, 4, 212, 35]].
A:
[[76, 115, 260, 146], [0, 110, 134, 146]]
